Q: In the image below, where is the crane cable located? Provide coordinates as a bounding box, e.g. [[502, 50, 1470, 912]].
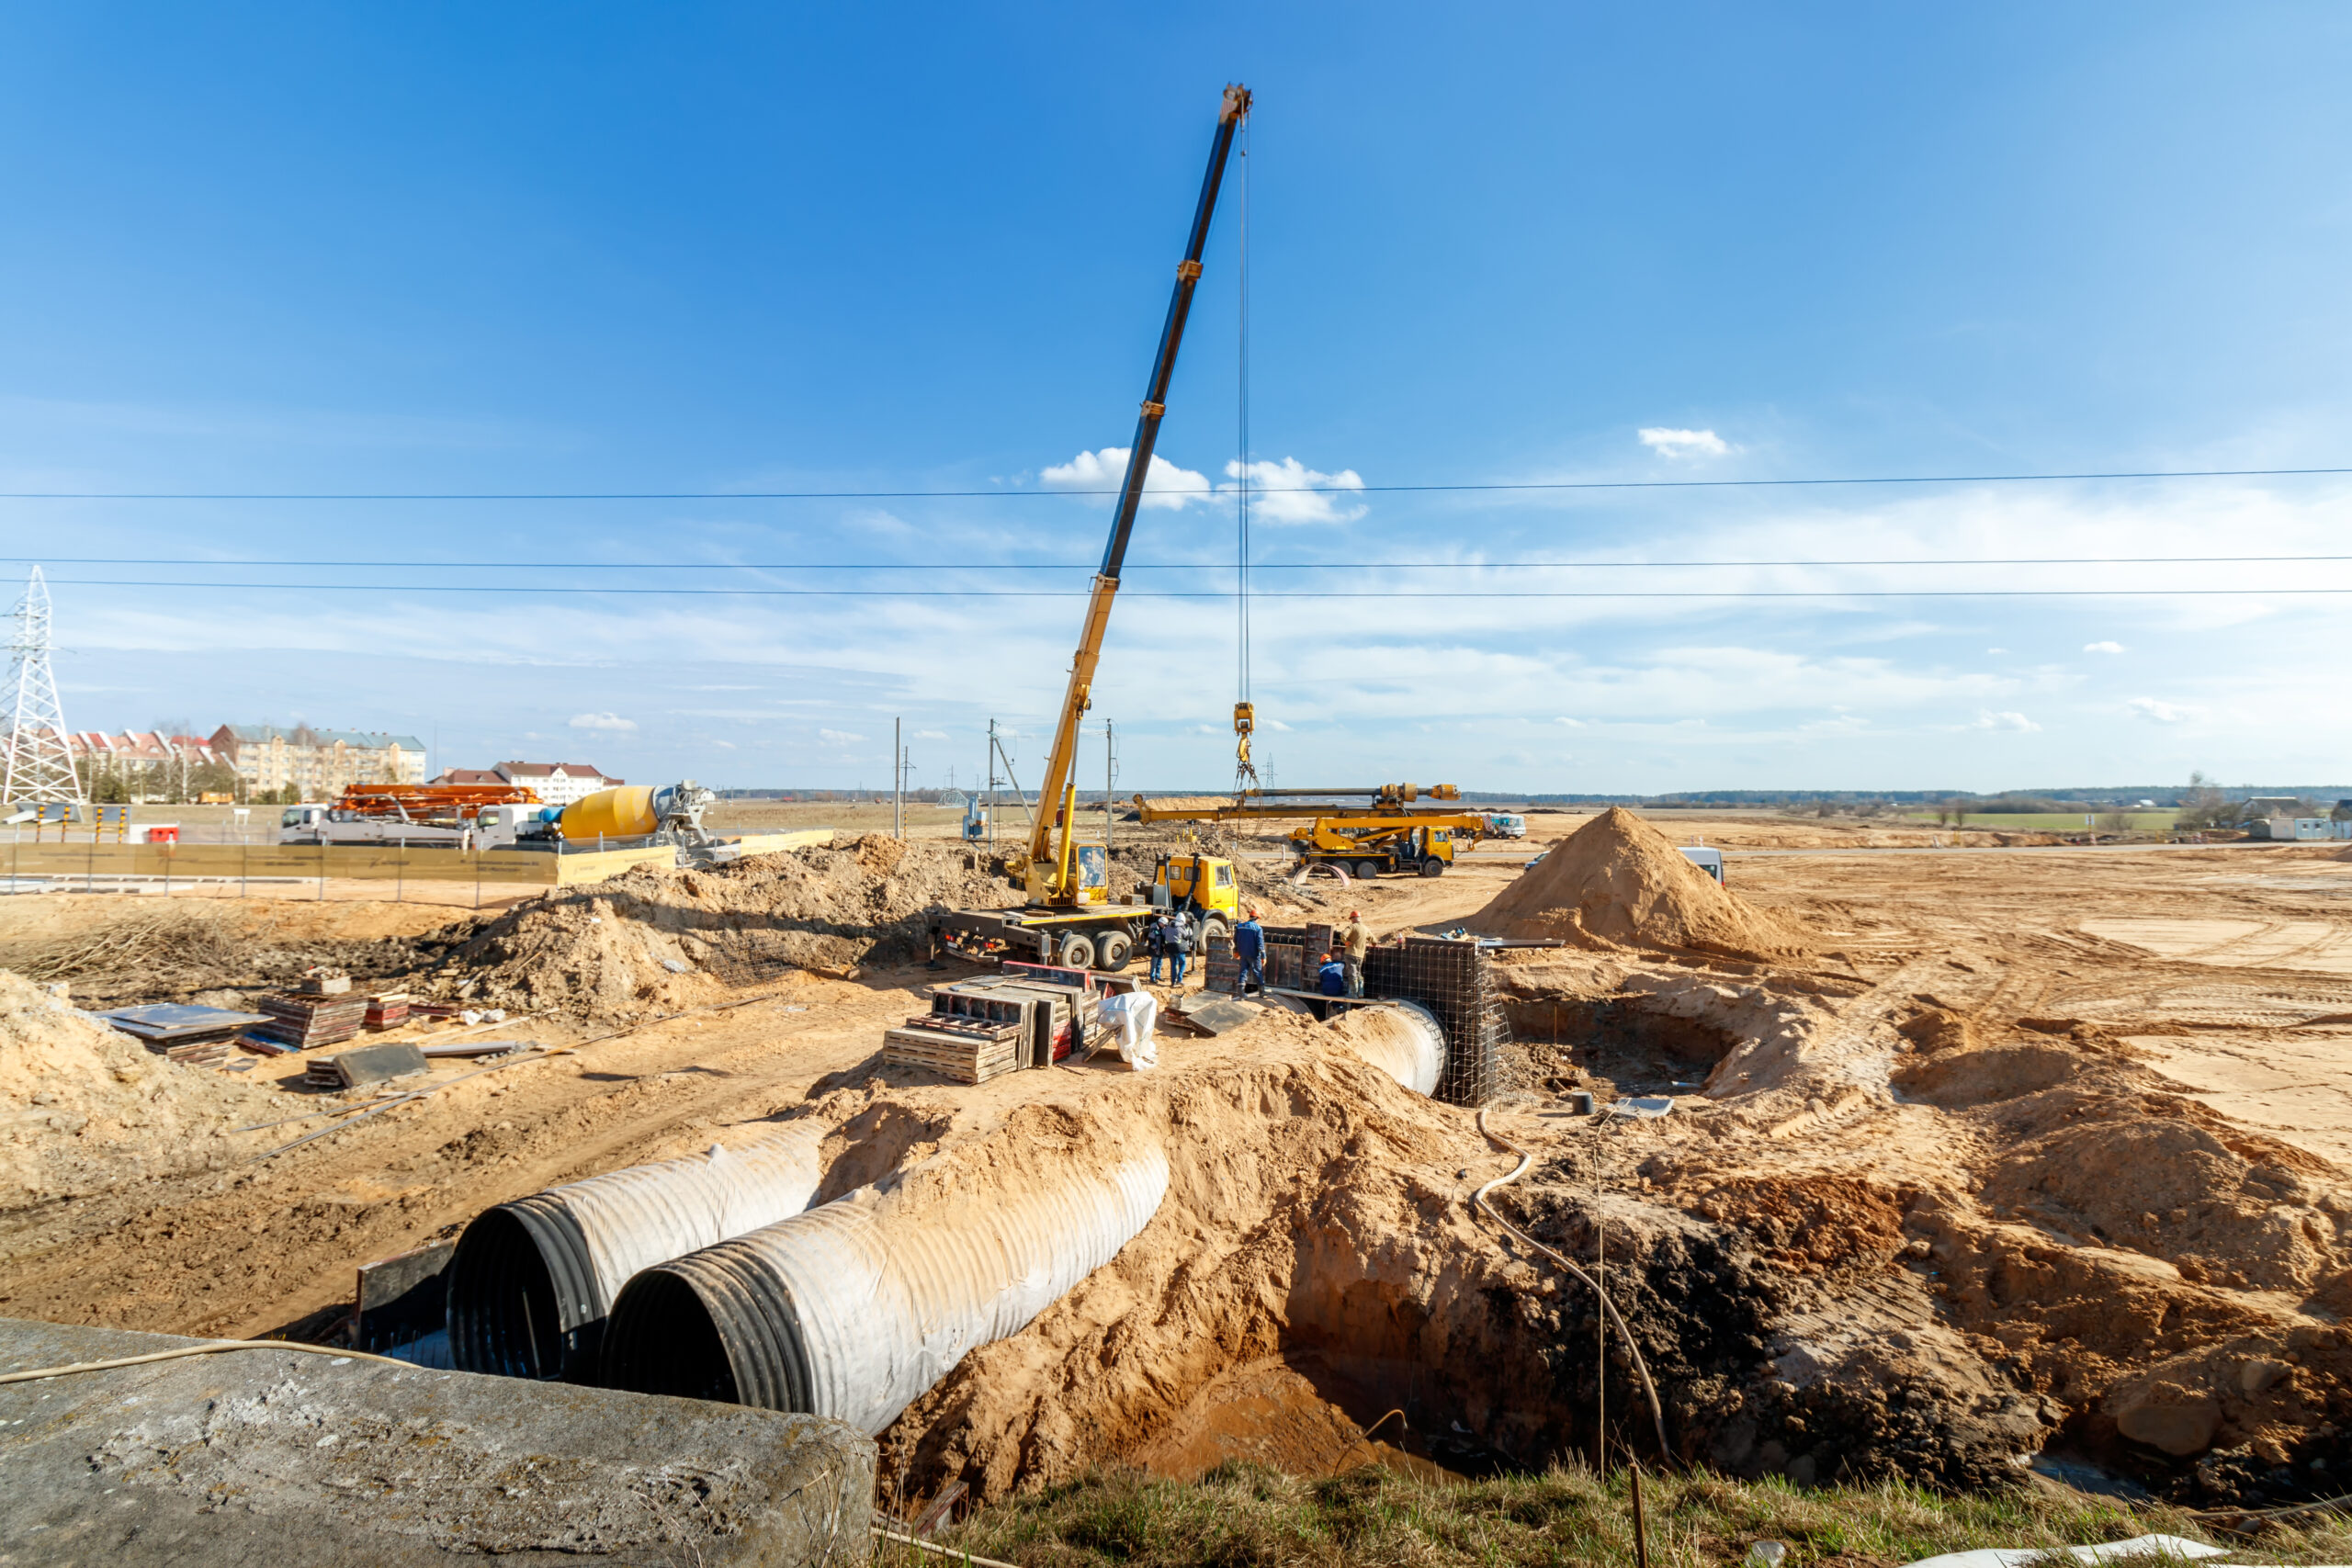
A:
[[1230, 116, 1262, 808]]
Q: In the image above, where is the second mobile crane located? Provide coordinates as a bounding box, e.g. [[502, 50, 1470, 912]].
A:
[[931, 85, 1252, 975]]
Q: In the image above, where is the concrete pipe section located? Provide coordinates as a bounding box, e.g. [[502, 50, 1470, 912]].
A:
[[1336, 1000, 1449, 1096], [447, 1119, 830, 1382], [600, 1146, 1170, 1435]]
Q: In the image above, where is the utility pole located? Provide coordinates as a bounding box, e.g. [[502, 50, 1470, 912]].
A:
[[985, 718, 999, 846], [2, 566, 84, 807], [893, 717, 903, 839], [1104, 719, 1116, 856]]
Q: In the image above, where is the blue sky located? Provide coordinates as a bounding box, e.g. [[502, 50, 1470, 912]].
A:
[[4, 5, 2348, 794]]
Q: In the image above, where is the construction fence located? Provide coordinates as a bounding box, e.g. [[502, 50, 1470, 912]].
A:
[[0, 829, 834, 897]]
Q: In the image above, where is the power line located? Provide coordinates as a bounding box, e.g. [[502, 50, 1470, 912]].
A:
[[5, 554, 2349, 570], [30, 577, 2352, 600], [2, 464, 2348, 502]]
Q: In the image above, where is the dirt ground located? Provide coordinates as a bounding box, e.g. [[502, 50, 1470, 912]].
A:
[[6, 826, 2352, 1514]]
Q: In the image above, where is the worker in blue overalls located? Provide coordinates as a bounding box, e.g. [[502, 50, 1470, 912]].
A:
[[1233, 908, 1265, 995]]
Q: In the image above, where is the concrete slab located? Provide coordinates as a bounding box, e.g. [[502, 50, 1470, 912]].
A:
[[0, 1316, 874, 1566]]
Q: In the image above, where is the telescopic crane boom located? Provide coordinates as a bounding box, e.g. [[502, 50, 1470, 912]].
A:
[[1016, 83, 1251, 906]]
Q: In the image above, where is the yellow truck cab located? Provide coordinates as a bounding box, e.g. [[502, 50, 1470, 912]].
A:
[[928, 850, 1239, 975], [1153, 852, 1239, 919]]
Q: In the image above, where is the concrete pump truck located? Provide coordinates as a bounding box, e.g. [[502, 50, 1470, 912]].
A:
[[930, 85, 1251, 975]]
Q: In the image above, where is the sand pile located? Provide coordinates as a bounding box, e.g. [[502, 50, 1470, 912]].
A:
[[1468, 807, 1808, 958], [0, 969, 280, 1209], [444, 834, 1020, 1018]]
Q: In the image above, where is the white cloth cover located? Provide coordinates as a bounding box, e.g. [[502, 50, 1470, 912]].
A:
[[1900, 1536, 2228, 1568], [1097, 990, 1160, 1070]]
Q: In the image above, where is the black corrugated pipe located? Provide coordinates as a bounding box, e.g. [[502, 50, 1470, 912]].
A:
[[445, 1120, 829, 1381]]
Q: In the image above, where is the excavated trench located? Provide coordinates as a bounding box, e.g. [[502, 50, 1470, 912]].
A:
[[384, 960, 2352, 1510]]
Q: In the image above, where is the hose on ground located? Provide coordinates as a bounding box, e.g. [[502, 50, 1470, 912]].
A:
[[1472, 1104, 1673, 1463], [0, 1338, 412, 1385]]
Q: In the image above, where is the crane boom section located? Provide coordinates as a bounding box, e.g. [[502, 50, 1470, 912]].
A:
[[1024, 84, 1251, 902]]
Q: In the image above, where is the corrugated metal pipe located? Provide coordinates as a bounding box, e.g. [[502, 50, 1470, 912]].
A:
[[446, 1119, 830, 1381], [599, 1145, 1170, 1435], [1336, 1000, 1448, 1096]]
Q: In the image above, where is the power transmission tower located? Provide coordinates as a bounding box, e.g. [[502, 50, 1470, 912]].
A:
[[3, 567, 83, 806]]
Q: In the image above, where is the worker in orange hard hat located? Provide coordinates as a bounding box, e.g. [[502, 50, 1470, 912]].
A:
[[1233, 907, 1265, 995]]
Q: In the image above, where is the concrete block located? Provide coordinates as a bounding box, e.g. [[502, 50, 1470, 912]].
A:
[[0, 1315, 874, 1565]]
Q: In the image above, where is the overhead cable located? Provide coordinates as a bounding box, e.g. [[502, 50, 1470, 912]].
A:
[[28, 577, 2352, 600], [2, 463, 2348, 502]]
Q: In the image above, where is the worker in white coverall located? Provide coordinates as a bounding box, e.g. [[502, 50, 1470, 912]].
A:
[[1097, 988, 1159, 1070]]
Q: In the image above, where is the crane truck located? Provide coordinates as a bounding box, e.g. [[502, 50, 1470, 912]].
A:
[[929, 84, 1252, 975]]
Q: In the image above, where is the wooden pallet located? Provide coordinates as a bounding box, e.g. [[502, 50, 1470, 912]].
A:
[[882, 1025, 1023, 1084]]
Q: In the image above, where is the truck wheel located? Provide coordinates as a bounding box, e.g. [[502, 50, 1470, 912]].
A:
[[1419, 857, 1444, 878], [1354, 860, 1382, 881], [1096, 931, 1134, 972], [1197, 918, 1229, 952], [1058, 933, 1097, 970]]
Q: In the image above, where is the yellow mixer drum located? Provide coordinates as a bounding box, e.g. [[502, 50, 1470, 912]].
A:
[[561, 785, 659, 840]]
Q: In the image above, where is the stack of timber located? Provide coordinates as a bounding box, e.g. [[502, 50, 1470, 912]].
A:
[[364, 992, 411, 1031], [95, 1003, 271, 1071], [254, 993, 369, 1050], [883, 978, 1078, 1083]]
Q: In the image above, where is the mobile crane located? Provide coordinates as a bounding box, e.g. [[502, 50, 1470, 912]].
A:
[[930, 85, 1252, 974]]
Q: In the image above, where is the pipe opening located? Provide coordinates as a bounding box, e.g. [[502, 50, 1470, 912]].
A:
[[600, 1268, 741, 1404], [445, 1206, 571, 1380]]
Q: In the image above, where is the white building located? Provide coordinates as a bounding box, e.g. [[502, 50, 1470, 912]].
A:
[[490, 761, 621, 807]]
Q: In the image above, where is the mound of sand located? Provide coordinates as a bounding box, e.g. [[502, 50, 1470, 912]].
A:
[[0, 968, 282, 1209], [1467, 807, 1809, 958], [444, 835, 1021, 1019]]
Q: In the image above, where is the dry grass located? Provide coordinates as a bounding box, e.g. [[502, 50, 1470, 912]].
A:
[[875, 1463, 2352, 1568]]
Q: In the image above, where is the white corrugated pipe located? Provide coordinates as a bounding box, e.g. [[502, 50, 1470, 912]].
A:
[[1334, 999, 1448, 1096], [446, 1119, 830, 1381], [599, 1145, 1170, 1435]]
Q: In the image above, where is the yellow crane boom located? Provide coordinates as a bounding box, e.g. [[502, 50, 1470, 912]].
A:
[[1016, 83, 1251, 906]]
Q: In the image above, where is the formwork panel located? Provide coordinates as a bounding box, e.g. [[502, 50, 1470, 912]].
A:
[[1261, 930, 1501, 1104]]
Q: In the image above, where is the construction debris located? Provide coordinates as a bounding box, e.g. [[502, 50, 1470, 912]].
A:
[[307, 1041, 431, 1091], [254, 992, 369, 1050], [92, 1002, 271, 1070]]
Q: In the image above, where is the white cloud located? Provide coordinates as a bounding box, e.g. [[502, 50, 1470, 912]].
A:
[[1986, 648, 2008, 655], [1262, 717, 1294, 732], [1638, 426, 1730, 459], [1222, 457, 1367, 524], [1041, 447, 1211, 510], [1971, 710, 2041, 732], [569, 711, 637, 732], [712, 739, 737, 749], [819, 728, 865, 744], [2126, 696, 2191, 724], [912, 729, 948, 741], [2084, 640, 2126, 654], [1554, 716, 1584, 728]]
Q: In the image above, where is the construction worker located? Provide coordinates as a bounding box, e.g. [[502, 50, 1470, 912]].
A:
[[1146, 911, 1169, 984], [1233, 907, 1265, 994], [1314, 950, 1346, 1020], [1339, 910, 1370, 998], [1166, 908, 1193, 987]]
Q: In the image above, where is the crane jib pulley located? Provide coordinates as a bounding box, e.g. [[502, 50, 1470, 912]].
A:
[[1022, 84, 1251, 906]]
